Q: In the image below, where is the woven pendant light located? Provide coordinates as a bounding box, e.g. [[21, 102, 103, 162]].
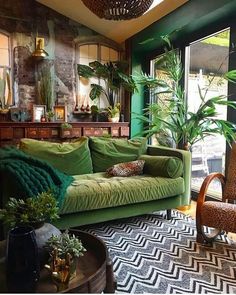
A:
[[81, 0, 154, 21]]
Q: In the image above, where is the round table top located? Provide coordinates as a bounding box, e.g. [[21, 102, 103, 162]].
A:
[[0, 229, 109, 293]]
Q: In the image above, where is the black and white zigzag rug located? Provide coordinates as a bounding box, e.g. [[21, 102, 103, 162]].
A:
[[81, 210, 236, 293]]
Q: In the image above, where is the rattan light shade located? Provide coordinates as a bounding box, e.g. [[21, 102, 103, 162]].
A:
[[81, 0, 154, 21]]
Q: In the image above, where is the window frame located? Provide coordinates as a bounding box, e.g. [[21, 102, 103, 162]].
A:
[[147, 22, 236, 200], [75, 41, 121, 108], [0, 29, 14, 106]]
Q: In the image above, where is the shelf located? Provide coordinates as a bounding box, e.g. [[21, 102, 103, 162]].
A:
[[73, 111, 91, 115]]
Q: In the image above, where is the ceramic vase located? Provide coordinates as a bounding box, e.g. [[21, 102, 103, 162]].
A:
[[34, 222, 61, 268], [108, 115, 120, 123]]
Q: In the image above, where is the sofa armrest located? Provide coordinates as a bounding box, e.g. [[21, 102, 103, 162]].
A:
[[147, 145, 191, 206]]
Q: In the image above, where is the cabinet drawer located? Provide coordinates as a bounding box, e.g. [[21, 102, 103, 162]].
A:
[[120, 127, 129, 137], [0, 127, 13, 139], [38, 128, 51, 138], [26, 128, 39, 138]]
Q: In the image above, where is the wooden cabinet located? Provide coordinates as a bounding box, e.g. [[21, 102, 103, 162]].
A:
[[0, 122, 130, 146]]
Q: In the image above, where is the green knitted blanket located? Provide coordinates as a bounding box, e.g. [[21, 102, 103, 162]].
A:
[[0, 146, 73, 208]]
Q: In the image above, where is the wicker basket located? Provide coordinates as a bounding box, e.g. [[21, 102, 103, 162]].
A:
[[82, 0, 154, 20]]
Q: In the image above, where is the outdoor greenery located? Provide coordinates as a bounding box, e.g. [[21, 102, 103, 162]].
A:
[[134, 36, 236, 149], [0, 191, 59, 227], [77, 60, 137, 108], [45, 230, 86, 259]]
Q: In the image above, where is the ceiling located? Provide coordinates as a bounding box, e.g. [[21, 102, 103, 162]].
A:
[[37, 0, 188, 44]]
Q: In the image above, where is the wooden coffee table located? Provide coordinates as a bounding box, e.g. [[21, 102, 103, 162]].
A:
[[0, 229, 116, 293]]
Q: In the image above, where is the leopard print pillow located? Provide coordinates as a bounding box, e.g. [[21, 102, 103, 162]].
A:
[[106, 160, 145, 177]]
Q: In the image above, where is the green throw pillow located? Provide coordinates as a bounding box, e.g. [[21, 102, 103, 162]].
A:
[[89, 137, 147, 172], [20, 137, 93, 175], [139, 155, 183, 178]]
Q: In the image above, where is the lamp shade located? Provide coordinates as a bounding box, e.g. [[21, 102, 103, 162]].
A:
[[32, 38, 49, 59], [81, 0, 154, 21]]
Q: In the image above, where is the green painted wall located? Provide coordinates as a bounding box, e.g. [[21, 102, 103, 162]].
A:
[[129, 0, 236, 137], [130, 53, 145, 137]]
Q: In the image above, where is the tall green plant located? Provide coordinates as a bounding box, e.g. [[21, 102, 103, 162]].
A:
[[39, 65, 53, 111], [135, 36, 236, 149], [77, 60, 137, 107]]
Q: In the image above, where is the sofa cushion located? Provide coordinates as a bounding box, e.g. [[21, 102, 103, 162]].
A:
[[107, 160, 145, 177], [19, 137, 93, 176], [139, 155, 183, 178], [89, 137, 147, 172], [59, 172, 184, 214]]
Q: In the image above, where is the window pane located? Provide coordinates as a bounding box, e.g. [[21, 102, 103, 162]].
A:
[[88, 44, 97, 60], [79, 45, 89, 58], [110, 49, 118, 61], [187, 29, 230, 197], [0, 33, 8, 49], [0, 48, 9, 66], [101, 45, 110, 62]]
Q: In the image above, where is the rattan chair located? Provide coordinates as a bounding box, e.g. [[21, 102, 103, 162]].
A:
[[196, 142, 236, 243]]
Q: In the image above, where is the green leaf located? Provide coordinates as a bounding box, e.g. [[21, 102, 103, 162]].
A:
[[224, 70, 236, 83], [77, 64, 94, 78], [90, 84, 104, 100]]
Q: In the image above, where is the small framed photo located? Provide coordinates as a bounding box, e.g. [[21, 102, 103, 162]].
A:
[[54, 105, 67, 122], [32, 105, 46, 122]]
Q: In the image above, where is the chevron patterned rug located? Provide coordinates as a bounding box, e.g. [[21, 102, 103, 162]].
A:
[[82, 210, 236, 293]]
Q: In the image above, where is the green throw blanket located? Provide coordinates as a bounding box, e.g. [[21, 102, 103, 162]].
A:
[[0, 146, 73, 207]]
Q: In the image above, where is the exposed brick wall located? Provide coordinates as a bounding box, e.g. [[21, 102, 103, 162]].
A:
[[0, 0, 119, 119]]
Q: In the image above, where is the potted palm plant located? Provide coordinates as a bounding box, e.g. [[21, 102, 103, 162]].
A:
[[135, 36, 236, 150], [77, 60, 137, 120]]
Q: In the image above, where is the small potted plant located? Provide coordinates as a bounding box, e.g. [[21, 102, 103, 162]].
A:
[[91, 105, 99, 122], [46, 110, 54, 122], [44, 231, 86, 287], [0, 191, 61, 267], [0, 191, 59, 228], [107, 103, 120, 123], [60, 122, 73, 138]]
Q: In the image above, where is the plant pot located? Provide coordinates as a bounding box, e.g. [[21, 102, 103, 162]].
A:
[[6, 226, 40, 292], [108, 115, 120, 123], [49, 254, 77, 291]]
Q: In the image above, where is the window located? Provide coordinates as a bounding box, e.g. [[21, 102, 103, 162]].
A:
[[187, 28, 230, 198], [149, 28, 231, 198], [0, 31, 12, 107], [76, 43, 119, 109]]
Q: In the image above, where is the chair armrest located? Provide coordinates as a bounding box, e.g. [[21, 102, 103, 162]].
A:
[[197, 172, 225, 205], [147, 145, 191, 206], [196, 172, 225, 233]]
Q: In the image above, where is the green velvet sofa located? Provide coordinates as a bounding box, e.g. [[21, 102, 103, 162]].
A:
[[0, 136, 191, 231]]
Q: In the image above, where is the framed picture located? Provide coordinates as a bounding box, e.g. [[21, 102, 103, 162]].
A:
[[32, 105, 46, 122], [54, 105, 67, 122]]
